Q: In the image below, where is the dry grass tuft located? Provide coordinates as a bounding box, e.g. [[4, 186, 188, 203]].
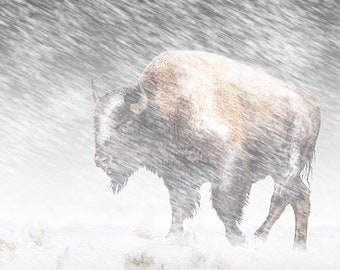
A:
[[0, 239, 16, 252], [124, 251, 155, 269], [29, 229, 45, 246]]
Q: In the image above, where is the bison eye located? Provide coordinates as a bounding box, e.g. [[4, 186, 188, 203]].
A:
[[114, 119, 134, 131]]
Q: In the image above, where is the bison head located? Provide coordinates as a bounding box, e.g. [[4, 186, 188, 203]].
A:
[[92, 79, 148, 193]]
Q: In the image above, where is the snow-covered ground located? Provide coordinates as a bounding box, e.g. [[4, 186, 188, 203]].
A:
[[0, 162, 339, 269], [1, 1, 339, 269]]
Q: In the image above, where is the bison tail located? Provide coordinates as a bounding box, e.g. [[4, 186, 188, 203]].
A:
[[300, 149, 316, 188]]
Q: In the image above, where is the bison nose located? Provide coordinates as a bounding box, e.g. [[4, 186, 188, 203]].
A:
[[95, 152, 112, 167]]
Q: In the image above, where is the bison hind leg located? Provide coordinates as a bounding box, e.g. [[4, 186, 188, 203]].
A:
[[291, 180, 311, 250], [254, 179, 311, 250], [254, 183, 289, 242]]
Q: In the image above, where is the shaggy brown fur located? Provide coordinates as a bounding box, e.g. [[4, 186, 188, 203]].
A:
[[94, 51, 321, 249]]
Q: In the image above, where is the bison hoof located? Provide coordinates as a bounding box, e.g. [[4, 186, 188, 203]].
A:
[[253, 230, 268, 242], [165, 229, 184, 239], [293, 242, 307, 252], [163, 231, 185, 245], [227, 234, 246, 247], [251, 235, 266, 249]]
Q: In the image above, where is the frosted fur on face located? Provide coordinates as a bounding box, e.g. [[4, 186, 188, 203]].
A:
[[96, 95, 124, 146]]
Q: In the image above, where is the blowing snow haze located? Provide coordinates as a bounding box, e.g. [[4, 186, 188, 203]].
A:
[[0, 1, 339, 269]]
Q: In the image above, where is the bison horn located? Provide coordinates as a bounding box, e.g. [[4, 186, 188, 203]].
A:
[[130, 81, 148, 114], [91, 79, 100, 103]]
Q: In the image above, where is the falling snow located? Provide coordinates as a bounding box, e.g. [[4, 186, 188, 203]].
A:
[[0, 1, 339, 269]]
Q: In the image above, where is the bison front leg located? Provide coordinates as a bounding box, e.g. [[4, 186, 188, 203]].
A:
[[211, 181, 252, 246], [164, 181, 201, 236]]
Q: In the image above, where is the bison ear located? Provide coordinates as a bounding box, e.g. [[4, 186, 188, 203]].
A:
[[91, 79, 100, 103], [130, 81, 148, 114]]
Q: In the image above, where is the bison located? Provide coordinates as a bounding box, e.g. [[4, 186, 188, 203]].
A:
[[92, 51, 320, 249]]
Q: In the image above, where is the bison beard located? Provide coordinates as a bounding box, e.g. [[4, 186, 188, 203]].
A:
[[92, 51, 320, 250], [109, 172, 129, 194]]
